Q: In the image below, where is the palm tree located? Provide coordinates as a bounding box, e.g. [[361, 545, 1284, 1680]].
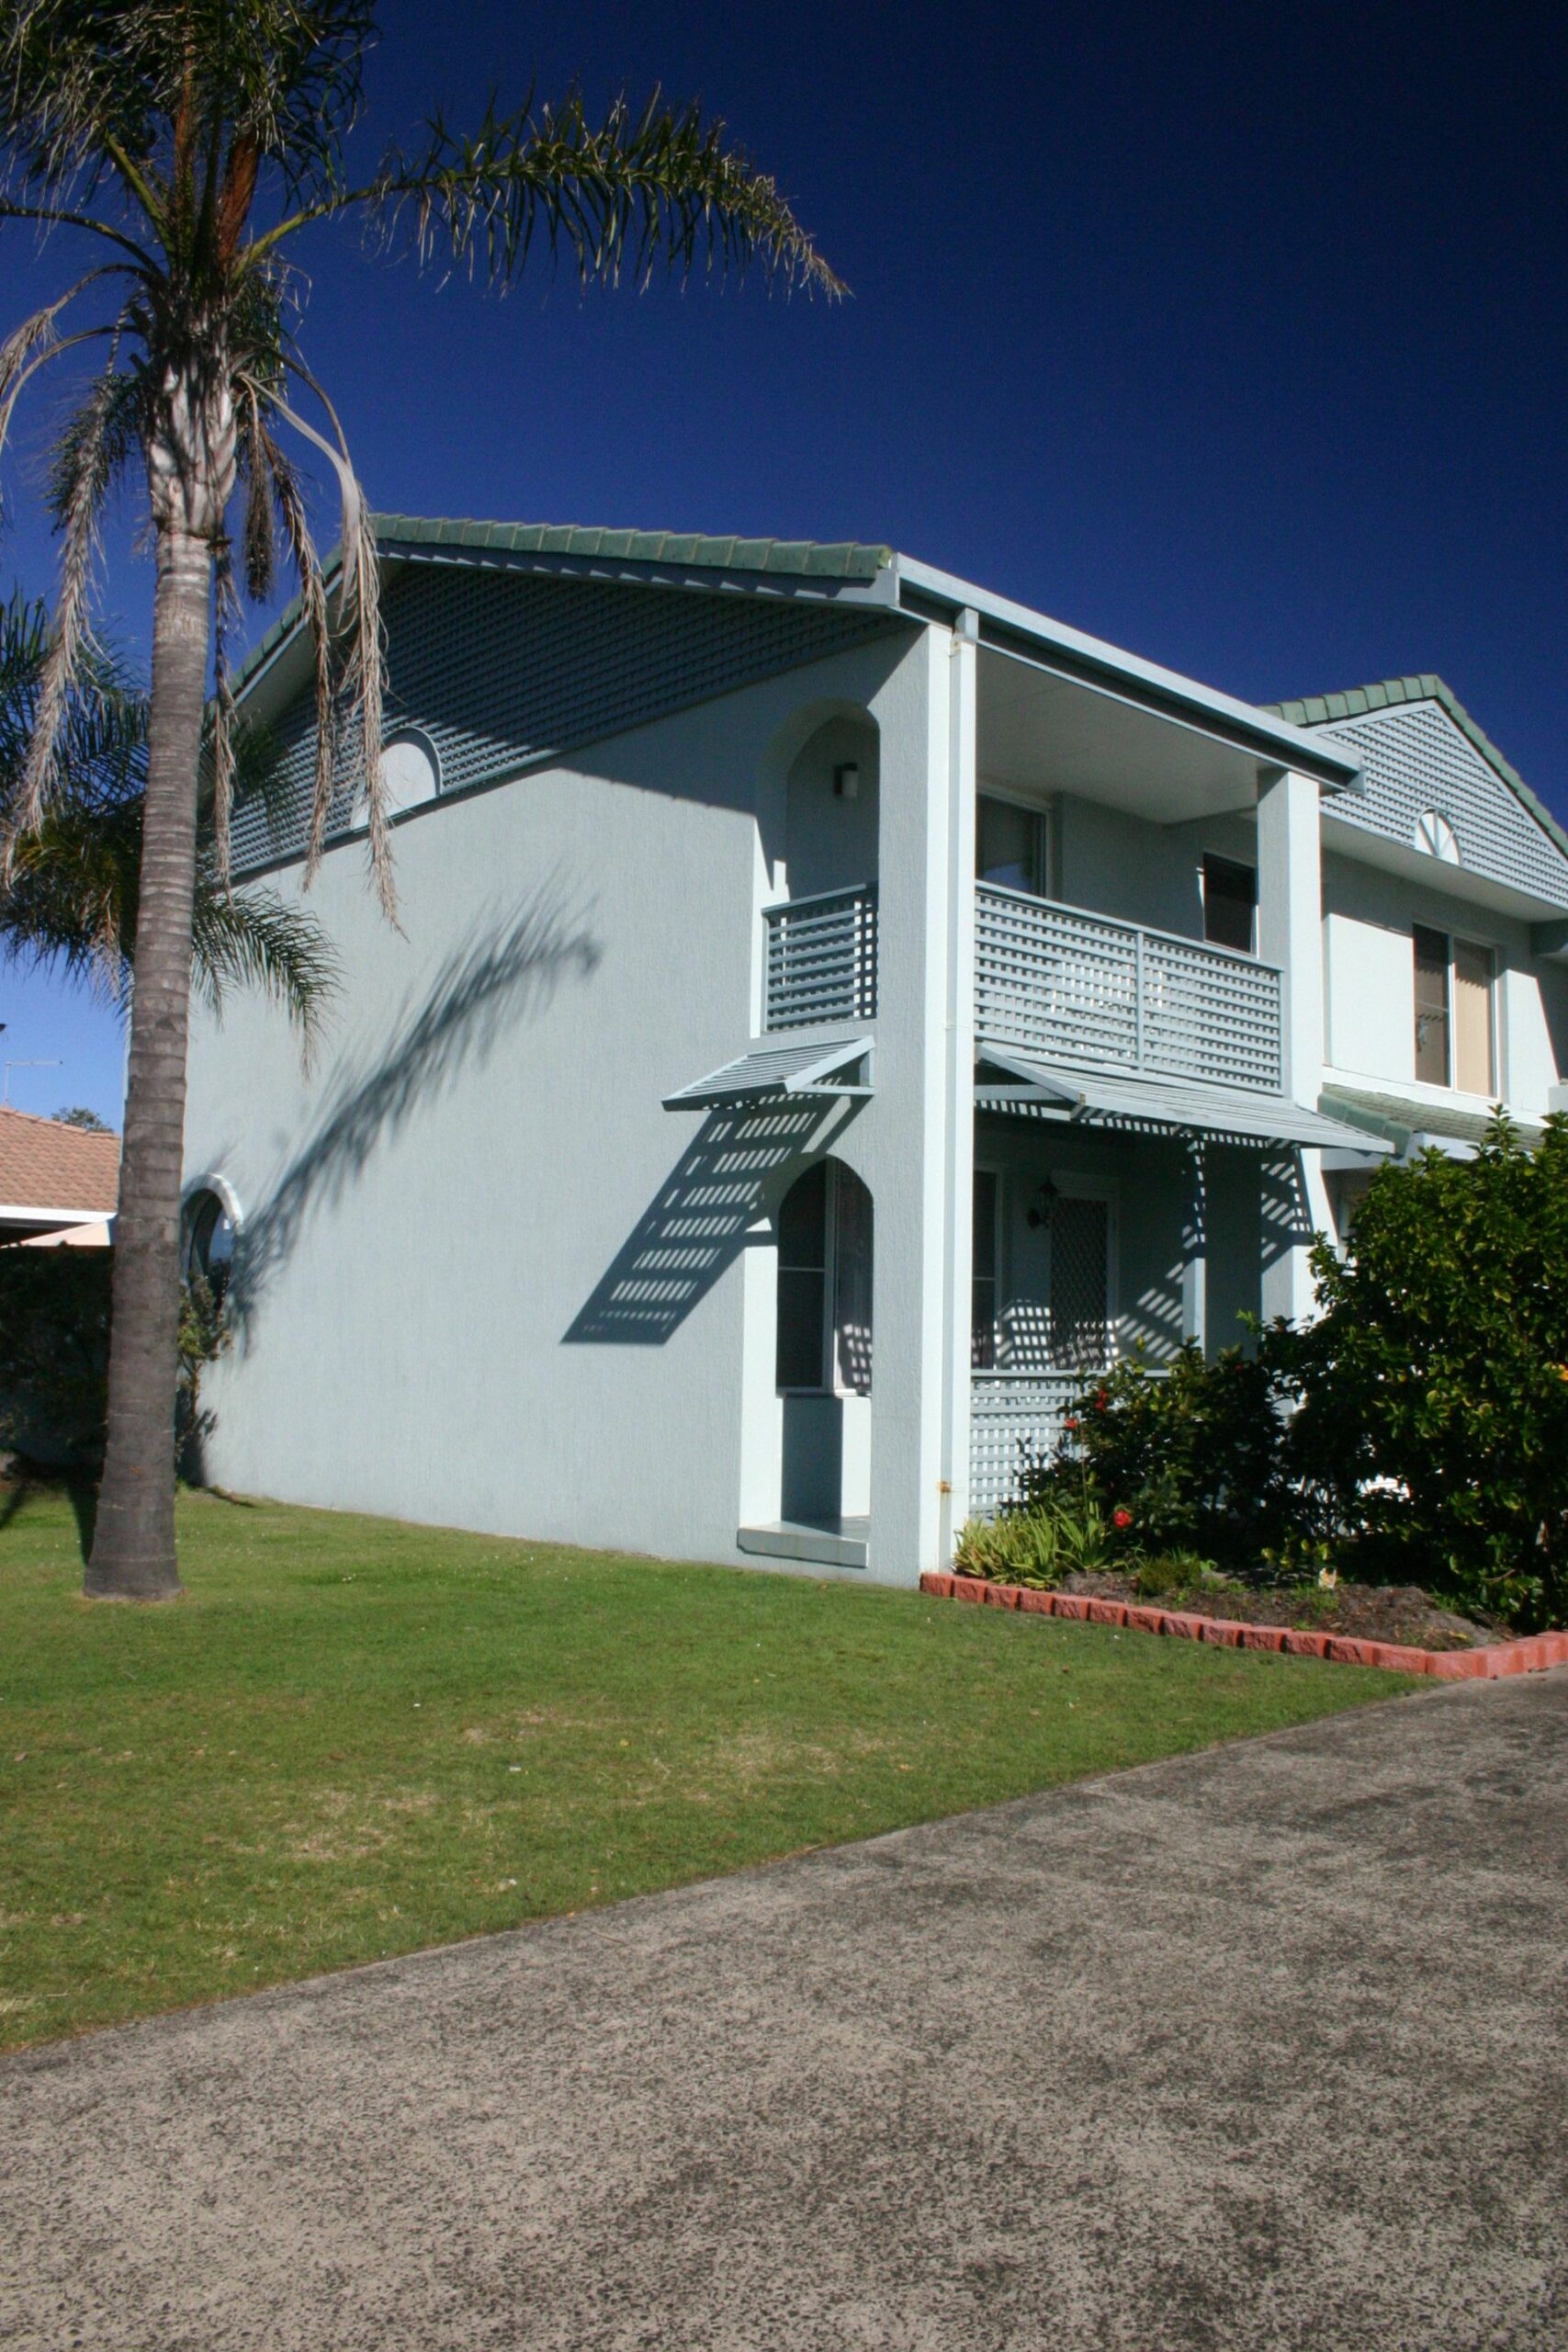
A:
[[0, 2, 840, 1600], [1, 590, 337, 1042]]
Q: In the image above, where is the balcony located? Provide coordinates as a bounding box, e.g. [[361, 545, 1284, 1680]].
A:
[[975, 884, 1282, 1093], [762, 884, 878, 1033]]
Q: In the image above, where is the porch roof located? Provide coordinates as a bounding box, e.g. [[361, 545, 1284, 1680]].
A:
[[663, 1036, 874, 1112], [975, 1049, 1392, 1154]]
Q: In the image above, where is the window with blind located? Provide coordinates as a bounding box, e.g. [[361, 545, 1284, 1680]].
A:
[[1414, 927, 1495, 1093]]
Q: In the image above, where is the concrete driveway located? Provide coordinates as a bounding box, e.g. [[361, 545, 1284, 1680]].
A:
[[3, 1670, 1565, 2352]]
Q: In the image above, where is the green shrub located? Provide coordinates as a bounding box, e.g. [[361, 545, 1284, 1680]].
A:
[[0, 1253, 230, 1476], [1022, 1340, 1318, 1577], [1010, 1113, 1568, 1630], [0, 1250, 111, 1466], [1288, 1112, 1568, 1630], [953, 1492, 1111, 1588]]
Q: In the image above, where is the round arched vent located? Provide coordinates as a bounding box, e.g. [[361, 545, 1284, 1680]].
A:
[[378, 727, 441, 816], [1414, 809, 1461, 865]]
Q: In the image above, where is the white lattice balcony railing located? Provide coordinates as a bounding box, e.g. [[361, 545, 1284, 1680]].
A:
[[975, 885, 1283, 1092], [762, 884, 878, 1032]]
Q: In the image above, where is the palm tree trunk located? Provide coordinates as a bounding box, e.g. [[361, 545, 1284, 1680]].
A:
[[85, 525, 210, 1600]]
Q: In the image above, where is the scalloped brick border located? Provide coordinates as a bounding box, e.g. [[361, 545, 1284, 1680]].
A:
[[919, 1573, 1568, 1679]]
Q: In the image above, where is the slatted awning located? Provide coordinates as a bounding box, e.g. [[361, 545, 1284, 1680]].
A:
[[663, 1036, 874, 1112], [975, 1047, 1392, 1153]]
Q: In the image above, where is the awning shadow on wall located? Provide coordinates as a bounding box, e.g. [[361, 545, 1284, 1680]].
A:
[[565, 1099, 856, 1346], [228, 889, 600, 1340]]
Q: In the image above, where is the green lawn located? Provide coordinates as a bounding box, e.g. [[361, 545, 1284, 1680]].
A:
[[0, 1486, 1419, 2052]]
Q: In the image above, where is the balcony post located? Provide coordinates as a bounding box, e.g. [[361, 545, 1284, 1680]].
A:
[[1181, 1136, 1208, 1353], [940, 610, 979, 1552], [1257, 765, 1330, 1321]]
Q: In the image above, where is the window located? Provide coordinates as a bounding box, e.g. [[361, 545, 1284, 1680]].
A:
[[1414, 927, 1495, 1093], [977, 795, 1049, 897], [971, 1171, 999, 1369], [1201, 854, 1256, 954], [775, 1161, 874, 1395], [182, 1187, 237, 1303]]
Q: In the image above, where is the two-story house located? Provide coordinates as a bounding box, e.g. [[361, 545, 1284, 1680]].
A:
[[181, 517, 1568, 1582]]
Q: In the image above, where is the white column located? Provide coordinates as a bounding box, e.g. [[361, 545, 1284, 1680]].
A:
[[1257, 764, 1329, 1322], [939, 612, 978, 1555], [863, 625, 953, 1584]]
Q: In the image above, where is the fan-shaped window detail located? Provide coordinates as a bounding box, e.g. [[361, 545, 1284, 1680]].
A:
[[1414, 809, 1461, 865], [378, 727, 441, 816]]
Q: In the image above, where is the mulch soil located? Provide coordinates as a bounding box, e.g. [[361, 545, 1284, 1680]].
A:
[[1056, 1573, 1506, 1652]]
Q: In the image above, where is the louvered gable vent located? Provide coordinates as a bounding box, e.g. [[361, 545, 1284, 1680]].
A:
[[230, 563, 902, 877]]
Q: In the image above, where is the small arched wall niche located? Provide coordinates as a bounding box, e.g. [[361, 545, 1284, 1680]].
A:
[[783, 714, 880, 901]]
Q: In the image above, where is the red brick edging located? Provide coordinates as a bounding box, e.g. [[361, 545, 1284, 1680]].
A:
[[919, 1572, 1568, 1679]]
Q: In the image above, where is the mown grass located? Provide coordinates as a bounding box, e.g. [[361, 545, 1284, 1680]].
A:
[[0, 1485, 1419, 2051]]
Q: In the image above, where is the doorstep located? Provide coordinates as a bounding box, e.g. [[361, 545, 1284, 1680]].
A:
[[739, 1518, 870, 1570], [920, 1572, 1568, 1679]]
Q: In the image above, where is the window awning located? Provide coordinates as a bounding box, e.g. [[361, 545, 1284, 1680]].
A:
[[663, 1036, 873, 1112], [975, 1048, 1392, 1153]]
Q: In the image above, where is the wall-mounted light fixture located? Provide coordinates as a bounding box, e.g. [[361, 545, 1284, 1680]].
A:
[[833, 762, 860, 799], [1026, 1177, 1059, 1229]]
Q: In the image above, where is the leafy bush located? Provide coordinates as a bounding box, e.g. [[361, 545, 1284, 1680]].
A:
[[953, 1492, 1112, 1588], [0, 1250, 112, 1466], [1021, 1341, 1319, 1578], [0, 1251, 229, 1475], [1287, 1112, 1568, 1630], [1003, 1113, 1568, 1630]]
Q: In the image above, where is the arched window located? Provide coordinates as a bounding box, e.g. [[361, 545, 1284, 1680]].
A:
[[183, 1187, 237, 1302], [776, 1160, 873, 1396]]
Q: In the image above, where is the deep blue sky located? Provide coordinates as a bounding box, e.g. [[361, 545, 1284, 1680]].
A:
[[4, 0, 1565, 1122]]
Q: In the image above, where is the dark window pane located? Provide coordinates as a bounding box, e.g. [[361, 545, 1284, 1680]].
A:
[[777, 1160, 827, 1272], [971, 1171, 998, 1368], [777, 1271, 826, 1389], [1202, 855, 1256, 953], [1414, 925, 1450, 1084], [977, 796, 1043, 895]]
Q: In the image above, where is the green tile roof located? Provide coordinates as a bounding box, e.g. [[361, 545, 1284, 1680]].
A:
[[371, 513, 894, 582], [1269, 673, 1568, 865], [232, 514, 896, 703]]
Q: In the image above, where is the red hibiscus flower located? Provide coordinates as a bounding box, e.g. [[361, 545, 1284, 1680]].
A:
[[1112, 1507, 1134, 1530]]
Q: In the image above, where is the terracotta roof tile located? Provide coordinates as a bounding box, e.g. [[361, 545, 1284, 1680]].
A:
[[0, 1108, 119, 1215]]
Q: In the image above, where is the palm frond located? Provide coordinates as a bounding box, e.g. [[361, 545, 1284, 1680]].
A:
[[353, 87, 844, 299], [191, 877, 339, 1054]]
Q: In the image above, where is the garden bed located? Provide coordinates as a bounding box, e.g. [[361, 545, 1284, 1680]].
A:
[[1054, 1573, 1501, 1652], [921, 1571, 1568, 1679]]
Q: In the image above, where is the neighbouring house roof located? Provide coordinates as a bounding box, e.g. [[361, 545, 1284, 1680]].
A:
[[0, 1108, 120, 1241], [1319, 1084, 1546, 1159], [1269, 674, 1568, 871]]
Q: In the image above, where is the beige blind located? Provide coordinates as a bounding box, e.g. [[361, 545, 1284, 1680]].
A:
[[1452, 941, 1495, 1095]]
